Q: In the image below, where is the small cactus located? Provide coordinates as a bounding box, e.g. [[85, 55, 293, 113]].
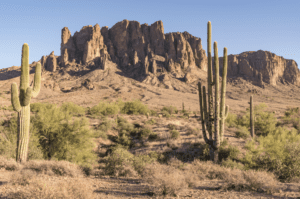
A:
[[250, 95, 255, 138], [11, 43, 41, 163]]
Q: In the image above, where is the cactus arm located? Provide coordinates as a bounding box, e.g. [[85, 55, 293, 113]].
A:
[[219, 47, 228, 142], [32, 62, 41, 98], [20, 43, 29, 92], [32, 62, 41, 96], [11, 83, 21, 112], [214, 41, 220, 152], [23, 87, 32, 106], [225, 105, 229, 118]]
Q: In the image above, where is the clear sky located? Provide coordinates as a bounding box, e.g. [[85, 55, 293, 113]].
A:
[[0, 0, 299, 70]]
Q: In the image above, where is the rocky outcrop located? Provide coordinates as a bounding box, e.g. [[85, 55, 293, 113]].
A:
[[58, 19, 208, 75], [60, 24, 109, 67], [212, 50, 300, 86], [45, 51, 57, 72]]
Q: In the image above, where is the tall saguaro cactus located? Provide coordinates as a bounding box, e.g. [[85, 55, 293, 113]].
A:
[[11, 43, 41, 163], [198, 21, 229, 163], [250, 95, 255, 139]]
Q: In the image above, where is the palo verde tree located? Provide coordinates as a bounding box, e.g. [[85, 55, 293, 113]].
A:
[[198, 21, 229, 163], [11, 43, 41, 163]]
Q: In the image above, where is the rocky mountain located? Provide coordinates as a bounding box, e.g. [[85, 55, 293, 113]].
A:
[[212, 50, 300, 87], [6, 19, 298, 91]]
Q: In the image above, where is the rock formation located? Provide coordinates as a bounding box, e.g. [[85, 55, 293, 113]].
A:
[[57, 19, 208, 74], [212, 50, 300, 86], [45, 51, 57, 72], [60, 24, 109, 67], [35, 19, 298, 88]]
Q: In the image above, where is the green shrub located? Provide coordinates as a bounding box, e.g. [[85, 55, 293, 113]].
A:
[[241, 126, 300, 182], [120, 100, 149, 115], [31, 103, 98, 168], [103, 145, 156, 177], [219, 143, 241, 162], [167, 124, 178, 131], [161, 110, 171, 118], [97, 117, 115, 132], [234, 125, 250, 139], [282, 107, 300, 130], [0, 114, 44, 161], [170, 130, 180, 139], [59, 102, 86, 117], [139, 126, 153, 140], [161, 106, 177, 115], [236, 103, 277, 137], [225, 112, 238, 127], [89, 101, 120, 116], [221, 158, 245, 170], [145, 118, 156, 125]]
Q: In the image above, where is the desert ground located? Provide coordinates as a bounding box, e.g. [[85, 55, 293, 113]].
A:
[[1, 60, 300, 198]]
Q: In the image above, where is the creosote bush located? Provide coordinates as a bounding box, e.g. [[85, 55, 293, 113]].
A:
[[241, 126, 300, 182]]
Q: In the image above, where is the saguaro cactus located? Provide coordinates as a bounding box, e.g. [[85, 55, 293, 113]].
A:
[[11, 43, 41, 163], [197, 21, 229, 163], [250, 95, 255, 138]]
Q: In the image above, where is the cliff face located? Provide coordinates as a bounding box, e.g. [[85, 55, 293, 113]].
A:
[[56, 19, 207, 74], [38, 19, 299, 87], [212, 50, 300, 86]]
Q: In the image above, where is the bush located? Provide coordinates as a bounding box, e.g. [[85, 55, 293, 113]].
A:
[[145, 118, 156, 125], [161, 110, 171, 118], [225, 112, 238, 127], [170, 130, 180, 139], [234, 125, 250, 139], [0, 113, 44, 161], [161, 106, 177, 115], [103, 145, 156, 177], [241, 126, 300, 182], [31, 103, 98, 169], [89, 101, 120, 116], [120, 100, 149, 115], [236, 103, 277, 137]]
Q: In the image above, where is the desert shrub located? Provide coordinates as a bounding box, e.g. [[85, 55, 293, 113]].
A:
[[186, 126, 201, 136], [221, 158, 245, 170], [150, 109, 158, 116], [234, 125, 250, 139], [218, 143, 241, 162], [161, 110, 171, 118], [103, 144, 156, 177], [59, 102, 86, 117], [93, 130, 108, 140], [282, 107, 300, 130], [225, 112, 238, 127], [120, 99, 149, 115], [138, 126, 153, 140], [236, 103, 277, 137], [284, 107, 299, 117], [167, 123, 178, 130], [161, 106, 177, 115], [145, 118, 156, 125], [241, 126, 300, 182], [170, 130, 180, 139], [89, 101, 120, 116], [116, 116, 135, 135], [97, 117, 115, 132], [0, 113, 44, 161], [31, 103, 98, 169], [0, 156, 21, 171], [7, 171, 94, 199], [22, 159, 84, 177]]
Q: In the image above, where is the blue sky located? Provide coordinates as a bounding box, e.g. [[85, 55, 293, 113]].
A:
[[0, 0, 299, 70]]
